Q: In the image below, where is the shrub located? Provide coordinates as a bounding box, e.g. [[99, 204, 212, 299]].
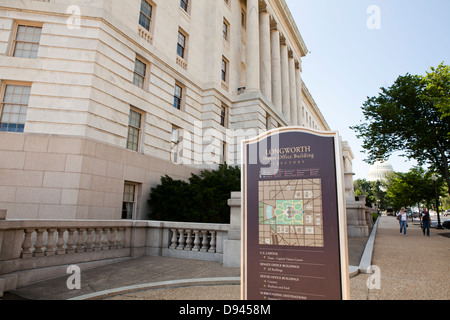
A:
[[148, 164, 241, 223]]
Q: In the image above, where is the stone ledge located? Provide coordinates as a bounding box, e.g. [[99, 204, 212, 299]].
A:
[[69, 277, 241, 300]]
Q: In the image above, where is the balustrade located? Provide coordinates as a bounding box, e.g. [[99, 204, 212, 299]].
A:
[[169, 228, 218, 254], [16, 226, 127, 259]]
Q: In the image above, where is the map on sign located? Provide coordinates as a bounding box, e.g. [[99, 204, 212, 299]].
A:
[[259, 179, 324, 247]]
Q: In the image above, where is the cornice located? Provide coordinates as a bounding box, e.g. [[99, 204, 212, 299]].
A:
[[272, 0, 308, 57], [301, 80, 331, 131]]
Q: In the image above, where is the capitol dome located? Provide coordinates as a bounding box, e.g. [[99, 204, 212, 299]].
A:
[[368, 160, 394, 182]]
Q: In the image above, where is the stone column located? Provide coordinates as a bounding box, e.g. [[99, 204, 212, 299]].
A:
[[280, 37, 290, 122], [270, 26, 282, 113], [289, 54, 298, 126], [246, 0, 260, 92], [295, 63, 303, 126], [231, 0, 242, 93], [259, 7, 272, 101]]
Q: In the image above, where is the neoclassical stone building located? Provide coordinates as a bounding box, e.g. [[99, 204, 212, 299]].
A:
[[0, 0, 345, 220]]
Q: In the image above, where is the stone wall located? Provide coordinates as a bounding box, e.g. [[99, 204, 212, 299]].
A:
[[0, 133, 198, 220]]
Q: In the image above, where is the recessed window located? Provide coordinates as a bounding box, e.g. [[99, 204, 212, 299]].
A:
[[0, 84, 31, 133], [223, 19, 230, 41], [173, 84, 183, 110], [139, 0, 153, 31], [221, 58, 228, 83], [133, 58, 147, 89], [221, 141, 227, 164], [122, 183, 137, 220], [180, 0, 189, 12], [220, 105, 228, 127], [171, 126, 182, 164], [177, 31, 186, 59], [12, 24, 42, 59], [127, 108, 143, 152]]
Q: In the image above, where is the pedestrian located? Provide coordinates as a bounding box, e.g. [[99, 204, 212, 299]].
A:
[[421, 207, 431, 237], [397, 207, 408, 236]]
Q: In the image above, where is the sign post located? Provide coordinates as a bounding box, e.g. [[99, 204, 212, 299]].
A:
[[241, 128, 349, 300]]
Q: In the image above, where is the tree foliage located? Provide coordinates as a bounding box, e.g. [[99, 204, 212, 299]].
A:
[[147, 164, 241, 223], [351, 63, 450, 194], [383, 167, 446, 211], [422, 62, 450, 121], [353, 179, 390, 209]]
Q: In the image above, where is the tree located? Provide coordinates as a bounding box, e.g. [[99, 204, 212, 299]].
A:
[[353, 179, 389, 209], [147, 164, 241, 223], [351, 64, 450, 194], [383, 167, 446, 211], [422, 62, 450, 122]]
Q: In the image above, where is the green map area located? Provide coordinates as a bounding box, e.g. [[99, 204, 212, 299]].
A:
[[259, 200, 303, 227], [258, 179, 324, 247]]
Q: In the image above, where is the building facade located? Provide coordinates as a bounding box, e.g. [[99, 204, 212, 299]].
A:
[[0, 0, 336, 220]]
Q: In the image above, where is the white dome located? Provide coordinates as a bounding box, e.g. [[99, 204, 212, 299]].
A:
[[368, 160, 394, 182]]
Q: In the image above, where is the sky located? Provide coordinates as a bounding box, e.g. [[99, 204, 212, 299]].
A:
[[285, 0, 450, 180]]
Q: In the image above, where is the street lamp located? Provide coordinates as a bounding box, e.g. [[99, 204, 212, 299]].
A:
[[431, 174, 443, 229]]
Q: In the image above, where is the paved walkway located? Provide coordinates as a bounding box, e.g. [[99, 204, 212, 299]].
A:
[[4, 216, 449, 300], [350, 216, 449, 300]]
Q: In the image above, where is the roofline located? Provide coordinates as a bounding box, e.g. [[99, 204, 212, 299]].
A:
[[301, 80, 331, 131], [274, 0, 309, 57]]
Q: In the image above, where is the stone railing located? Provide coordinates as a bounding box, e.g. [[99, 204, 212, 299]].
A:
[[145, 221, 230, 263], [0, 202, 242, 296], [0, 220, 147, 294]]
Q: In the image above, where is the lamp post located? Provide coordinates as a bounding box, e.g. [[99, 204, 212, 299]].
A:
[[431, 174, 443, 229]]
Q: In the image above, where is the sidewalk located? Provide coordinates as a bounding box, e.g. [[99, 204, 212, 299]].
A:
[[3, 216, 448, 300], [350, 216, 450, 300]]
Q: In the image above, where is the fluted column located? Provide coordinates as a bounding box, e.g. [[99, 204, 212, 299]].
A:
[[295, 63, 303, 126], [259, 7, 271, 101], [280, 38, 290, 122], [271, 26, 282, 113], [231, 0, 242, 93], [289, 54, 298, 126], [246, 0, 260, 92]]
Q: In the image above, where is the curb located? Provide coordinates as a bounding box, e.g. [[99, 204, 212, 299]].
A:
[[68, 277, 241, 300], [358, 216, 380, 274]]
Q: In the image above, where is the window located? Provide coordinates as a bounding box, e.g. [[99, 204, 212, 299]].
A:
[[122, 183, 137, 220], [221, 58, 228, 83], [133, 58, 147, 89], [173, 84, 183, 110], [171, 126, 182, 164], [11, 24, 42, 59], [221, 141, 227, 164], [266, 112, 271, 130], [0, 84, 31, 133], [220, 105, 228, 127], [127, 108, 142, 152], [139, 0, 153, 31], [180, 0, 189, 12], [223, 19, 229, 41], [177, 31, 186, 59]]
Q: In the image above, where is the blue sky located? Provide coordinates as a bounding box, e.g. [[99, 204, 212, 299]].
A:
[[285, 0, 450, 179]]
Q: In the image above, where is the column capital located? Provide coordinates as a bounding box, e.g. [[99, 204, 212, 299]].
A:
[[270, 17, 278, 30], [259, 0, 268, 13], [280, 34, 287, 46]]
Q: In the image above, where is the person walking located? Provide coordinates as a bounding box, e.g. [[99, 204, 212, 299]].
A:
[[421, 207, 431, 237], [397, 207, 408, 236]]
